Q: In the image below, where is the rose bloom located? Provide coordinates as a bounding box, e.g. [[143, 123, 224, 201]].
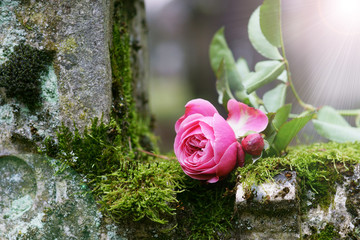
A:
[[174, 99, 267, 183]]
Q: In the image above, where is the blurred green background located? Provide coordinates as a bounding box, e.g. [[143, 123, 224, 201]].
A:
[[145, 0, 360, 152]]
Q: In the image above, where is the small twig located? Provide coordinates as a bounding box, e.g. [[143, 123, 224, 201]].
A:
[[137, 148, 177, 160]]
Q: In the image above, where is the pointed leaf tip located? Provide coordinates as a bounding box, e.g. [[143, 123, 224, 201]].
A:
[[260, 0, 282, 48]]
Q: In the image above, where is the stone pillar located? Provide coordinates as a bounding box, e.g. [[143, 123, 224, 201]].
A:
[[0, 0, 149, 238], [0, 0, 115, 154]]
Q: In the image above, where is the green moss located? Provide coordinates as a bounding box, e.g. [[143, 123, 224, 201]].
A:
[[40, 117, 185, 224], [345, 197, 358, 218], [59, 37, 78, 54], [43, 118, 123, 177], [237, 142, 360, 211], [346, 178, 360, 218], [41, 116, 236, 237], [14, 9, 33, 30], [175, 175, 237, 239], [307, 224, 341, 240], [110, 0, 151, 153], [97, 157, 185, 224], [0, 42, 55, 110]]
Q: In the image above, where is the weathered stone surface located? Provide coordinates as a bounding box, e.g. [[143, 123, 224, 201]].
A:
[[235, 171, 300, 239], [0, 154, 101, 239], [0, 0, 113, 154], [236, 171, 297, 207], [301, 164, 360, 238], [235, 166, 360, 239], [0, 1, 59, 154]]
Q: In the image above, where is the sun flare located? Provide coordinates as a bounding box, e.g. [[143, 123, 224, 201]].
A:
[[318, 0, 360, 35]]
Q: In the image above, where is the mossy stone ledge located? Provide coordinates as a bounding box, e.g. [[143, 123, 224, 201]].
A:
[[235, 142, 360, 240]]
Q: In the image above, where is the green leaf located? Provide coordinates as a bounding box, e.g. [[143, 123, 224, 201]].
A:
[[317, 106, 351, 127], [277, 70, 287, 82], [272, 104, 292, 130], [273, 113, 314, 153], [248, 92, 260, 109], [260, 0, 282, 47], [236, 57, 250, 77], [235, 58, 255, 103], [244, 61, 285, 93], [313, 106, 360, 142], [356, 114, 360, 128], [313, 120, 360, 143], [215, 59, 234, 106], [263, 112, 276, 144], [263, 105, 291, 146], [209, 27, 245, 94], [256, 62, 287, 83], [248, 7, 282, 60], [263, 84, 287, 113], [255, 60, 279, 72]]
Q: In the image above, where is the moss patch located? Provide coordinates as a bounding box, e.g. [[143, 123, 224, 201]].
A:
[[59, 37, 78, 54], [237, 142, 360, 212], [41, 118, 185, 224], [0, 42, 55, 109], [306, 224, 341, 240], [175, 175, 237, 239]]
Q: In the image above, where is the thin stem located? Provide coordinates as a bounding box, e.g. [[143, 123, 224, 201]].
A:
[[278, 1, 315, 111], [289, 113, 299, 118], [138, 148, 177, 160], [337, 109, 360, 116]]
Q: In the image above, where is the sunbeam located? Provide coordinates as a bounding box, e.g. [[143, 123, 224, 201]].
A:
[[318, 0, 360, 35], [282, 0, 360, 142], [283, 1, 360, 109]]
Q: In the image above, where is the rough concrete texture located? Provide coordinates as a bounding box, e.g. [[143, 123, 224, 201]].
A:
[[0, 154, 101, 239], [235, 171, 300, 239], [17, 0, 112, 128], [301, 164, 360, 238], [52, 0, 113, 128], [236, 171, 297, 205], [0, 0, 113, 154], [0, 0, 60, 154], [0, 154, 136, 239], [235, 166, 360, 239]]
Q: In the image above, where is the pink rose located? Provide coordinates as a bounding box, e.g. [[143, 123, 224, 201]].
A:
[[174, 99, 268, 183]]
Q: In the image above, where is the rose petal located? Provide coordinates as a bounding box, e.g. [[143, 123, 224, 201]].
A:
[[207, 176, 219, 183], [175, 99, 218, 132], [213, 113, 237, 164], [236, 142, 245, 167], [226, 99, 268, 138], [181, 163, 216, 181], [199, 120, 215, 142], [186, 172, 216, 181], [174, 113, 203, 156], [214, 141, 238, 177], [199, 141, 238, 179]]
